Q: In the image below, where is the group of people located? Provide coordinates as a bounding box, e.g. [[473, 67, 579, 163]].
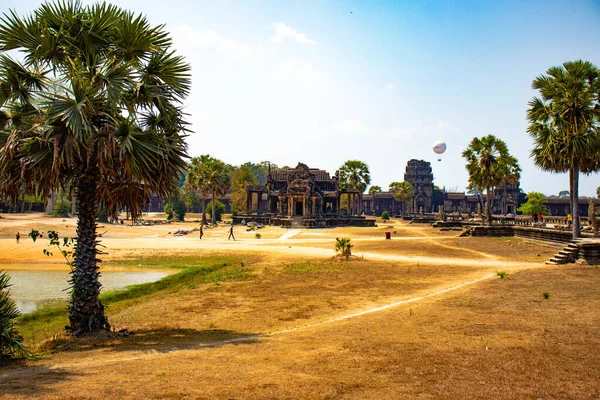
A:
[[197, 224, 235, 240]]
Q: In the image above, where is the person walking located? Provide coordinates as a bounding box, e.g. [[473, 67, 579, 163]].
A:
[[16, 232, 20, 243], [228, 225, 235, 241], [567, 213, 572, 228], [199, 224, 204, 239]]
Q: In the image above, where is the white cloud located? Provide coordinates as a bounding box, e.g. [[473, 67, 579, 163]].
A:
[[171, 25, 255, 57], [385, 82, 397, 91], [270, 22, 316, 45]]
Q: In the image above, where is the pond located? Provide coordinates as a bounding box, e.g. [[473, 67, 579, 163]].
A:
[[7, 269, 170, 313]]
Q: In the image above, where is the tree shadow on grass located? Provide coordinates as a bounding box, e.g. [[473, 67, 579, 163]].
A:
[[42, 328, 261, 356], [0, 363, 77, 398]]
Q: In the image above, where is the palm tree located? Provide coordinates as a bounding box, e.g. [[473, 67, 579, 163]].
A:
[[389, 181, 414, 215], [334, 237, 353, 260], [339, 160, 371, 215], [462, 135, 519, 226], [186, 155, 214, 224], [0, 2, 190, 335], [527, 60, 600, 239], [200, 156, 230, 225], [339, 160, 371, 192]]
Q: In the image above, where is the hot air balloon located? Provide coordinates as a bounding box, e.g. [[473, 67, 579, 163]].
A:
[[433, 140, 446, 161]]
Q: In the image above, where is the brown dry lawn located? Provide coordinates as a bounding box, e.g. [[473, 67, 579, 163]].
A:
[[0, 213, 597, 399]]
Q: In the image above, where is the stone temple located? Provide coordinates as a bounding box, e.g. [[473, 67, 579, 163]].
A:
[[233, 163, 374, 227]]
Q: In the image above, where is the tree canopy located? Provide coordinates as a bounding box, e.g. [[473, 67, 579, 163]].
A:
[[517, 192, 549, 217], [0, 2, 190, 334], [527, 60, 600, 238], [339, 160, 371, 193], [368, 185, 382, 195], [462, 135, 519, 225]]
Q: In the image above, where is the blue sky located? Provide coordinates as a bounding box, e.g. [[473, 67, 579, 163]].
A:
[[3, 0, 600, 196]]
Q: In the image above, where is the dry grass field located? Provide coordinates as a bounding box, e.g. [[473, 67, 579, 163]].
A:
[[0, 213, 598, 399]]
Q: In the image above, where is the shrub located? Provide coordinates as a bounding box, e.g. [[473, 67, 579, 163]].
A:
[[0, 270, 28, 361], [164, 200, 186, 221], [543, 292, 551, 300], [164, 203, 174, 220], [335, 237, 353, 260], [497, 270, 509, 279], [206, 200, 226, 222], [51, 199, 71, 218], [255, 233, 261, 239], [381, 211, 390, 221]]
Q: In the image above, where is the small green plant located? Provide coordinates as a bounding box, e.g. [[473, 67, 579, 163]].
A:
[[543, 292, 551, 300], [240, 261, 246, 267], [381, 211, 390, 221], [255, 233, 261, 239], [497, 270, 509, 279], [335, 237, 353, 260]]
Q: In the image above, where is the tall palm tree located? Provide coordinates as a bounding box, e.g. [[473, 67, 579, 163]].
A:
[[389, 181, 414, 215], [462, 135, 519, 226], [0, 2, 190, 335], [528, 60, 600, 239], [201, 156, 230, 224], [186, 155, 212, 224], [339, 160, 371, 192], [339, 160, 371, 215]]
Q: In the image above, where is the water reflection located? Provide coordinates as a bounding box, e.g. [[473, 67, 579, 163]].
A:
[[8, 269, 169, 313]]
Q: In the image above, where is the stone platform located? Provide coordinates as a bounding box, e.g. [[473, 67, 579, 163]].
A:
[[232, 215, 375, 228]]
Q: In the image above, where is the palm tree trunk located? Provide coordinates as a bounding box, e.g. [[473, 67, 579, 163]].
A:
[[486, 187, 492, 226], [70, 167, 109, 336], [212, 189, 217, 225], [571, 165, 581, 239], [201, 195, 207, 224]]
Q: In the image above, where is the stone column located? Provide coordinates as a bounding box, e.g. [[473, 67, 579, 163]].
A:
[[247, 192, 252, 214]]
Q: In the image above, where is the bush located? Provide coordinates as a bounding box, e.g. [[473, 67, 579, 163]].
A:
[[381, 211, 390, 221], [0, 270, 28, 361], [51, 199, 71, 218], [164, 200, 186, 221], [255, 233, 261, 239], [164, 203, 174, 220], [206, 200, 226, 222]]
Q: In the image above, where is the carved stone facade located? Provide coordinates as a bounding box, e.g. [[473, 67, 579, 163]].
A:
[[239, 163, 372, 227], [404, 159, 435, 213]]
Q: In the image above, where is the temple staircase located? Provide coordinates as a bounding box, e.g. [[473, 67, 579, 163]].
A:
[[291, 216, 304, 228], [546, 240, 581, 265]]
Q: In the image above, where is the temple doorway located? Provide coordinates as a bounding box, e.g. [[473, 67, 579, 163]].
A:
[[295, 201, 303, 216]]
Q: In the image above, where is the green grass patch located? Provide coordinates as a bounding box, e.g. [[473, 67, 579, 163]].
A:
[[107, 254, 245, 269], [16, 255, 255, 347]]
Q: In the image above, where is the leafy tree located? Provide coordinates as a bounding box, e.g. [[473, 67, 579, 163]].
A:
[[528, 60, 600, 239], [186, 155, 229, 225], [206, 200, 226, 222], [381, 211, 390, 221], [164, 189, 186, 221], [389, 181, 414, 215], [0, 270, 28, 361], [462, 135, 519, 226], [0, 2, 190, 335], [230, 165, 258, 215], [242, 161, 274, 185], [517, 192, 550, 217], [368, 185, 382, 195], [334, 237, 353, 260], [339, 160, 371, 193]]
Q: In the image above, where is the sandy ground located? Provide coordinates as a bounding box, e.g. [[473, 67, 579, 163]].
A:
[[2, 213, 596, 399]]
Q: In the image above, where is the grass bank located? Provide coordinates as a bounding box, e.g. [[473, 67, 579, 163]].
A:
[[16, 254, 255, 349]]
